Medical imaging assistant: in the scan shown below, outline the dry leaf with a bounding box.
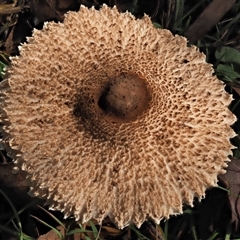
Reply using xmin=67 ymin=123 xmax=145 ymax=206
xmin=184 ymin=0 xmax=236 ymax=43
xmin=219 ymin=158 xmax=240 ymax=229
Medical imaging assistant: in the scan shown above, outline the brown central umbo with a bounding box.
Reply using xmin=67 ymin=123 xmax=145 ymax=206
xmin=98 ymin=73 xmax=150 ymax=122
xmin=73 ymin=73 xmax=150 ymax=136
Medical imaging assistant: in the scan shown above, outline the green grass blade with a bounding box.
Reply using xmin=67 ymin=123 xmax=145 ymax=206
xmin=130 ymin=0 xmax=138 ymax=13
xmin=225 ymin=233 xmax=231 ymax=240
xmin=30 ymin=215 xmax=63 ymax=239
xmin=129 ymin=225 xmax=151 ymax=240
xmin=0 ymin=224 xmax=19 ymax=237
xmin=89 ymin=221 xmax=99 ymax=239
xmin=0 ymin=189 xmax=22 ymax=233
xmin=218 ymin=12 xmax=240 ymax=36
xmin=174 ymin=0 xmax=184 ymax=23
xmin=163 ymin=220 xmax=168 ymax=240
xmin=216 ymin=185 xmax=229 ymax=192
xmin=209 ymin=231 xmax=219 ymax=240
xmin=0 ymin=60 xmax=7 ymax=79
xmin=37 ymin=205 xmax=66 ymax=229
xmin=191 ymin=223 xmax=198 ymax=240
xmin=231 ymin=99 xmax=240 ymax=112
xmin=0 ymin=225 xmax=33 ymax=240
xmin=174 ymin=0 xmax=206 ymax=29
xmin=1 ymin=199 xmax=40 ymax=234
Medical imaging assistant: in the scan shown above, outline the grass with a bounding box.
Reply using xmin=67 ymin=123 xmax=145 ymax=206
xmin=0 ymin=51 xmax=9 ymax=79
xmin=0 ymin=189 xmax=36 ymax=240
xmin=0 ymin=186 xmax=235 ymax=239
xmin=0 ymin=188 xmax=104 ymax=240
xmin=0 ymin=0 xmax=240 ymax=239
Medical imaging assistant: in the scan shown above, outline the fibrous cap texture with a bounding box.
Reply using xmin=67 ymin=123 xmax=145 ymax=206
xmin=0 ymin=5 xmax=237 ymax=229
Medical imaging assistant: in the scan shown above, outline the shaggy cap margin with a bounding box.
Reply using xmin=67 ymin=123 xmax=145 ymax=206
xmin=0 ymin=5 xmax=237 ymax=228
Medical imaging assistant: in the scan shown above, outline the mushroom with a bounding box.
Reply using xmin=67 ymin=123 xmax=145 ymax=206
xmin=0 ymin=5 xmax=236 ymax=229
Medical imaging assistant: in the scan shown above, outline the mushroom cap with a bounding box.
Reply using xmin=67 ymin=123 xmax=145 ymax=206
xmin=0 ymin=5 xmax=236 ymax=228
